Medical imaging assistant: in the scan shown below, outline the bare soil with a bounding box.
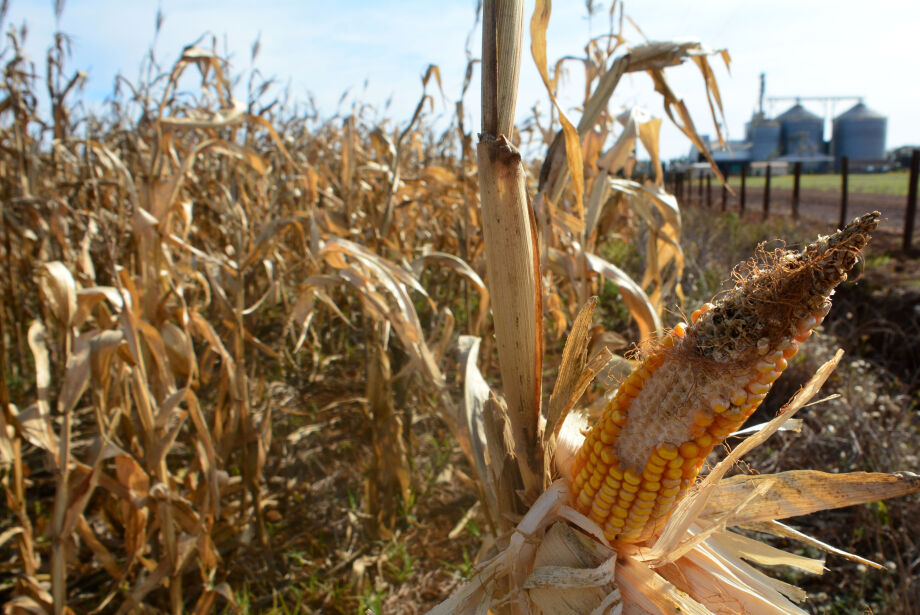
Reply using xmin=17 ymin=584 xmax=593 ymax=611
xmin=691 ymin=187 xmax=912 ymax=237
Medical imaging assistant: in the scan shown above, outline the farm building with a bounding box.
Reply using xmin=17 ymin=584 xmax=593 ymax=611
xmin=686 ymin=79 xmax=888 ymax=175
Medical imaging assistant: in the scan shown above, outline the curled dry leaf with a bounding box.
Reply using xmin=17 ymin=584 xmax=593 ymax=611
xmin=38 ymin=262 xmax=78 ymax=327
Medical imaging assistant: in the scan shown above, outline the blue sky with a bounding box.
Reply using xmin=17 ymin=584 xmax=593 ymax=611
xmin=5 ymin=0 xmax=919 ymax=160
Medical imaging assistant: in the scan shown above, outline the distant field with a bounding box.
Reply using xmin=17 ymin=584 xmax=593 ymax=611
xmin=726 ymin=170 xmax=910 ymax=196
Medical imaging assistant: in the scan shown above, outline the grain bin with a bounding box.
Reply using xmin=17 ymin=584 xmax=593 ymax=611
xmin=747 ymin=115 xmax=781 ymax=161
xmin=832 ymin=102 xmax=887 ymax=169
xmin=777 ymin=103 xmax=824 ymax=157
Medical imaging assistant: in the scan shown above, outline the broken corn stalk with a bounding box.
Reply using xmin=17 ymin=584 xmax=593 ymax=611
xmin=571 ymin=211 xmax=880 ymax=544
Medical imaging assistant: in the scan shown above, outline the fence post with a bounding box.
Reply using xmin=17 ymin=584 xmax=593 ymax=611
xmin=698 ymin=172 xmax=704 ymax=208
xmin=762 ymin=163 xmax=771 ymax=221
xmin=721 ymin=169 xmax=729 ymax=212
xmin=740 ymin=165 xmax=747 ymax=215
xmin=792 ymin=161 xmax=802 ymax=220
xmin=839 ymin=156 xmax=849 ymax=229
xmin=687 ymin=169 xmax=693 ymax=206
xmin=706 ymin=175 xmax=712 ymax=208
xmin=904 ymin=149 xmax=920 ymax=252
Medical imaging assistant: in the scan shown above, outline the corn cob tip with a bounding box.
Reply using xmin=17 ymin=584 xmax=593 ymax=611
xmin=692 ymin=210 xmax=879 ymax=363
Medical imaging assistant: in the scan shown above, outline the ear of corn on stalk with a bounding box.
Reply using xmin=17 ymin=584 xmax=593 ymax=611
xmin=570 ymin=212 xmax=880 ymax=544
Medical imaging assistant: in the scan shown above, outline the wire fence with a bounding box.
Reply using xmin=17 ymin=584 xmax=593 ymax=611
xmin=668 ymin=149 xmax=920 ymax=251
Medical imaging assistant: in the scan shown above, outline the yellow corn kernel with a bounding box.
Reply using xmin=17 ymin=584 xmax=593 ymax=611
xmin=609 ymin=408 xmax=628 ymax=426
xmin=679 ymin=441 xmax=700 ymax=459
xmin=600 ymin=424 xmax=620 ymax=444
xmin=657 ymin=443 xmax=679 ymax=460
xmin=730 ymin=390 xmax=748 ymax=406
xmin=617 ymin=491 xmax=636 ymax=503
xmin=592 ymin=496 xmax=613 ymax=511
xmin=693 ymin=410 xmax=714 ymax=427
xmin=661 ymin=485 xmax=680 ymax=498
xmin=601 ymin=448 xmax=617 ymax=465
xmin=643 ymin=465 xmax=664 ymax=482
xmin=664 ymin=467 xmax=683 ymax=480
xmin=623 ymin=468 xmax=642 ymax=485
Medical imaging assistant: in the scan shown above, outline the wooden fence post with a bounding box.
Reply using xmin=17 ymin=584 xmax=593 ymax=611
xmin=698 ymin=172 xmax=703 ymax=207
xmin=762 ymin=164 xmax=771 ymax=221
xmin=792 ymin=161 xmax=802 ymax=220
xmin=706 ymin=175 xmax=712 ymax=208
xmin=904 ymin=149 xmax=920 ymax=252
xmin=740 ymin=165 xmax=747 ymax=215
xmin=721 ymin=169 xmax=729 ymax=212
xmin=839 ymin=156 xmax=849 ymax=229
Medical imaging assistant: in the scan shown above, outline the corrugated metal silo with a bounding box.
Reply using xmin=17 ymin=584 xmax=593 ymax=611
xmin=749 ymin=118 xmax=781 ymax=161
xmin=777 ymin=103 xmax=823 ymax=157
xmin=833 ymin=102 xmax=887 ymax=167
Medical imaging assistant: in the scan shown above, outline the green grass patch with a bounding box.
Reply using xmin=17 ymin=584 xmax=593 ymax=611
xmin=727 ymin=170 xmax=910 ymax=196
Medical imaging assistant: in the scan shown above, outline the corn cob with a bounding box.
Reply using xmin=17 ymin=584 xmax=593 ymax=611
xmin=570 ymin=212 xmax=880 ymax=544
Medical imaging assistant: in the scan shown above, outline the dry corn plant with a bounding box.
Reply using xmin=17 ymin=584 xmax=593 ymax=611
xmin=0 ymin=28 xmax=466 ymax=610
xmin=0 ymin=34 xmax=328 ymax=612
xmin=0 ymin=16 xmax=492 ymax=610
xmin=430 ymin=1 xmax=920 ymax=613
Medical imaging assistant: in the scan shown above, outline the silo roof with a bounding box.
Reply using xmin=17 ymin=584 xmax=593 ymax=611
xmin=835 ymin=102 xmax=886 ymax=121
xmin=776 ymin=103 xmax=822 ymax=122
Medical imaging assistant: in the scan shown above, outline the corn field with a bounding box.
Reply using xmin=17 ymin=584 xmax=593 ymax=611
xmin=1 ymin=1 xmax=918 ymax=614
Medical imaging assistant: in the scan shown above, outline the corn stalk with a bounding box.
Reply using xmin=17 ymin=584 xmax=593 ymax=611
xmin=477 ymin=0 xmax=544 ymax=503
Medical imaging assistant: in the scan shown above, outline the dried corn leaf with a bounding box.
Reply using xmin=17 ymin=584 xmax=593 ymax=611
xmin=702 ymin=470 xmax=920 ymax=527
xmin=710 ymin=529 xmax=824 ymax=575
xmin=457 ymin=335 xmax=500 ymax=527
xmin=531 ymin=0 xmax=585 ymax=221
xmin=741 ymin=520 xmax=882 ymax=569
xmin=38 ymin=261 xmax=77 ymax=326
xmin=525 ymin=525 xmax=619 ymax=615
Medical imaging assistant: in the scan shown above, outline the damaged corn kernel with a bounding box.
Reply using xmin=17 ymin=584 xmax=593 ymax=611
xmin=570 ymin=212 xmax=880 ymax=544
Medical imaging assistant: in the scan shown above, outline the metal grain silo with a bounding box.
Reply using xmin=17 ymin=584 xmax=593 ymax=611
xmin=833 ymin=102 xmax=887 ymax=168
xmin=748 ymin=116 xmax=781 ymax=161
xmin=777 ymin=103 xmax=823 ymax=157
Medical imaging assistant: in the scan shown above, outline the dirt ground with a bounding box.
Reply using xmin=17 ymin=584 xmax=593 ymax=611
xmin=689 ymin=186 xmax=913 ymax=239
